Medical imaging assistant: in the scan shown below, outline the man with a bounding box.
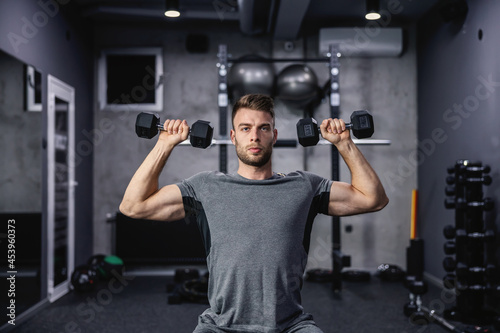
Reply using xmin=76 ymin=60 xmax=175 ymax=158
xmin=120 ymin=94 xmax=389 ymax=333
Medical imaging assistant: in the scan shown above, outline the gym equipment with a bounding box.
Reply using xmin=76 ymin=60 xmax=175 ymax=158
xmin=422 ymin=306 xmax=492 ymax=333
xmin=446 ymin=175 xmax=492 ymax=185
xmin=227 ymin=55 xmax=275 ymax=102
xmin=377 ymin=263 xmax=405 ymax=282
xmin=445 ymin=198 xmax=494 ymax=210
xmin=296 ymin=110 xmax=374 ymax=147
xmin=443 ymin=257 xmax=457 ymax=272
xmin=443 ymin=274 xmax=457 ymax=289
xmin=135 ymin=112 xmax=214 ymax=148
xmin=173 ymin=268 xmax=200 ymax=283
xmin=101 ymin=255 xmax=125 ymax=280
xmin=443 ymin=159 xmax=498 ymax=325
xmin=87 ymin=254 xmax=107 ymax=279
xmin=444 ymin=241 xmax=456 ymax=255
xmin=404 ymin=279 xmax=428 ymax=324
xmin=341 ymin=269 xmax=371 ymax=282
xmin=404 ymin=237 xmax=429 ymax=325
xmin=167 ymin=268 xmax=209 ymax=305
xmin=276 ymin=64 xmax=319 ymax=109
xmin=305 ymin=269 xmax=333 ymax=283
xmin=87 ymin=254 xmax=124 ymax=281
xmin=71 ymin=265 xmax=97 ymax=292
xmin=443 ymin=225 xmax=456 ymax=239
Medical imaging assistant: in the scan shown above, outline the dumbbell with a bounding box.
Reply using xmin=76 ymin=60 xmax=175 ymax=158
xmin=443 ymin=256 xmax=456 ymax=272
xmin=445 ymin=197 xmax=494 ymax=210
xmin=135 ymin=112 xmax=214 ymax=149
xmin=444 ymin=241 xmax=455 ymax=255
xmin=296 ymin=110 xmax=374 ymax=147
xmin=446 ymin=175 xmax=492 ymax=185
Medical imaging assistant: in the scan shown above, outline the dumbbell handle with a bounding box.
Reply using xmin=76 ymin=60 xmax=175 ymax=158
xmin=153 ymin=120 xmax=189 ymax=133
xmin=313 ymin=122 xmax=354 ymax=132
xmin=421 ymin=306 xmax=462 ymax=333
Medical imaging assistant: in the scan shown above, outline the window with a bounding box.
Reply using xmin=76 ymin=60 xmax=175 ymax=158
xmin=98 ymin=48 xmax=163 ymax=111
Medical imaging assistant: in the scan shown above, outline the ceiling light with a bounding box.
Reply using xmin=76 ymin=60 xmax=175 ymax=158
xmin=165 ymin=0 xmax=180 ymax=18
xmin=365 ymin=0 xmax=381 ymax=20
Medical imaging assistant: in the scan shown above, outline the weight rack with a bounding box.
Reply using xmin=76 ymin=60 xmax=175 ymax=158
xmin=442 ymin=159 xmax=499 ymax=326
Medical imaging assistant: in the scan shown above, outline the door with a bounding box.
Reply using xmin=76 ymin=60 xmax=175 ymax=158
xmin=47 ymin=75 xmax=75 ymax=302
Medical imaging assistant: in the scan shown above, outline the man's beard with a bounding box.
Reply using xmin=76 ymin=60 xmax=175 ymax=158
xmin=234 ymin=139 xmax=273 ymax=168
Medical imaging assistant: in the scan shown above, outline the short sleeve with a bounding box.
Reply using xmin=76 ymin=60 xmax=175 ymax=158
xmin=176 ymin=172 xmax=209 ymax=217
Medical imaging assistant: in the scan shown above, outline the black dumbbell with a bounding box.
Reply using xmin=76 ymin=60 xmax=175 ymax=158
xmin=444 ymin=241 xmax=455 ymax=255
xmin=296 ymin=110 xmax=374 ymax=147
xmin=135 ymin=112 xmax=214 ymax=149
xmin=446 ymin=175 xmax=492 ymax=185
xmin=443 ymin=257 xmax=456 ymax=272
xmin=446 ymin=197 xmax=494 ymax=210
xmin=443 ymin=225 xmax=456 ymax=239
xmin=442 ymin=274 xmax=456 ymax=289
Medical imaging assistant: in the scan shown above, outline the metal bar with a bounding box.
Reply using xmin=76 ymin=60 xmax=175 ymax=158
xmin=217 ymin=44 xmax=229 ymax=173
xmin=177 ymin=138 xmax=391 ymax=147
xmin=329 ymin=44 xmax=350 ymax=293
xmin=228 ymin=57 xmax=329 ymax=63
xmin=318 ymin=139 xmax=391 ymax=145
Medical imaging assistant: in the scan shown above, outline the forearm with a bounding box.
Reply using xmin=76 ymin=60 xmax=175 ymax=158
xmin=119 ymin=141 xmax=175 ymax=215
xmin=336 ymin=139 xmax=388 ymax=210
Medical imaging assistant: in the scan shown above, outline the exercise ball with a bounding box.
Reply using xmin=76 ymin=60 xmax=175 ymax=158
xmin=276 ymin=64 xmax=319 ymax=109
xmin=228 ymin=55 xmax=275 ymax=102
xmin=71 ymin=265 xmax=97 ymax=292
xmin=87 ymin=254 xmax=124 ymax=281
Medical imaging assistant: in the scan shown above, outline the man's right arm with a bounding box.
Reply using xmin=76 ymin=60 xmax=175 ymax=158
xmin=119 ymin=119 xmax=189 ymax=221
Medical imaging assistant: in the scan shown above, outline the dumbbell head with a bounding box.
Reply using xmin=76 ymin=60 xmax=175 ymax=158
xmin=190 ymin=120 xmax=213 ymax=149
xmin=443 ymin=225 xmax=456 ymax=239
xmin=136 ymin=112 xmax=160 ymax=139
xmin=349 ymin=110 xmax=374 ymax=139
xmin=296 ymin=110 xmax=374 ymax=147
xmin=296 ymin=118 xmax=320 ymax=147
xmin=443 ymin=241 xmax=455 ymax=255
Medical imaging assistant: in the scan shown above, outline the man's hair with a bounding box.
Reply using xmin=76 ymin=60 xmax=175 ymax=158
xmin=232 ymin=94 xmax=275 ymax=128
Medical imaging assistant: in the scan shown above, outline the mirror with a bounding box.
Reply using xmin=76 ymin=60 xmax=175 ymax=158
xmin=47 ymin=75 xmax=75 ymax=303
xmin=0 ymin=49 xmax=43 ymax=325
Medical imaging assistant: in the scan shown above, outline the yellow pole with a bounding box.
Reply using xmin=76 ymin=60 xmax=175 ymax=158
xmin=410 ymin=189 xmax=418 ymax=239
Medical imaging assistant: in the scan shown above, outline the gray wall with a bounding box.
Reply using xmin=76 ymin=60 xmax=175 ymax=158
xmin=417 ymin=0 xmax=500 ymax=281
xmin=92 ymin=22 xmax=418 ymax=271
xmin=0 ymin=0 xmax=94 ymax=267
xmin=0 ymin=50 xmax=42 ymax=212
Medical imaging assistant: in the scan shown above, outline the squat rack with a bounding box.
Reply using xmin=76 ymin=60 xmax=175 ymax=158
xmin=216 ymin=44 xmax=390 ymax=292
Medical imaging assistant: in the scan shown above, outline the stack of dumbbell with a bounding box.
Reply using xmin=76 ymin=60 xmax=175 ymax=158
xmin=443 ymin=160 xmax=499 ymax=326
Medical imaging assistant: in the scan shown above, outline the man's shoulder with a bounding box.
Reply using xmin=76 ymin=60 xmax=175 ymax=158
xmin=281 ymin=170 xmax=322 ymax=179
xmin=185 ymin=170 xmax=224 ymax=182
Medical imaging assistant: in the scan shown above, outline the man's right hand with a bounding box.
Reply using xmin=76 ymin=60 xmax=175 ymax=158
xmin=159 ymin=119 xmax=190 ymax=148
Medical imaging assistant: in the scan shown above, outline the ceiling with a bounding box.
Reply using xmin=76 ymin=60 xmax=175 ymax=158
xmin=73 ymin=0 xmax=442 ymax=40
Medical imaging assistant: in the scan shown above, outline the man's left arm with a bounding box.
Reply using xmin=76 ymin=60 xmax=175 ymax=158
xmin=320 ymin=118 xmax=389 ymax=216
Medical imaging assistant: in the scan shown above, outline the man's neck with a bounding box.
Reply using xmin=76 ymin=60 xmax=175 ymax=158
xmin=237 ymin=163 xmax=273 ymax=180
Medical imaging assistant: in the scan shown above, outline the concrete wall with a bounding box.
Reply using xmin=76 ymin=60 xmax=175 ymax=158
xmin=417 ymin=0 xmax=500 ymax=281
xmin=0 ymin=0 xmax=94 ymax=272
xmin=92 ymin=22 xmax=418 ymax=272
xmin=0 ymin=50 xmax=42 ymax=212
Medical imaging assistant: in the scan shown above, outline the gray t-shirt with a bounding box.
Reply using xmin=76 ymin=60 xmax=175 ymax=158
xmin=177 ymin=171 xmax=332 ymax=332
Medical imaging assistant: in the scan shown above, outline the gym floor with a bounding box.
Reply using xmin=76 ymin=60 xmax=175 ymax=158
xmin=11 ymin=270 xmax=458 ymax=333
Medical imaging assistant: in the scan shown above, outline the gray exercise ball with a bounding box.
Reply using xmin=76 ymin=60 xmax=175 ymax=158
xmin=228 ymin=55 xmax=275 ymax=102
xmin=276 ymin=64 xmax=319 ymax=109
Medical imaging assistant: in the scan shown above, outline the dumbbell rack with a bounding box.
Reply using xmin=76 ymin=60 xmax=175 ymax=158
xmin=442 ymin=159 xmax=499 ymax=326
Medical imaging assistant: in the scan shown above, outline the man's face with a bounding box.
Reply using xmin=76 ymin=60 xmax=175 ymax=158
xmin=230 ymin=108 xmax=277 ymax=168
